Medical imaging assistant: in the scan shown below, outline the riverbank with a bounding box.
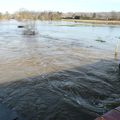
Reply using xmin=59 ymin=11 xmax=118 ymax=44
xmin=62 ymin=19 xmax=120 ymax=25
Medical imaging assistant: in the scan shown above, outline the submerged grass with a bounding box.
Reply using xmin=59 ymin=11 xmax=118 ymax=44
xmin=58 ymin=24 xmax=81 ymax=27
xmin=95 ymin=37 xmax=106 ymax=43
xmin=57 ymin=23 xmax=103 ymax=27
xmin=57 ymin=23 xmax=120 ymax=28
xmin=114 ymin=40 xmax=119 ymax=60
xmin=105 ymin=102 xmax=120 ymax=109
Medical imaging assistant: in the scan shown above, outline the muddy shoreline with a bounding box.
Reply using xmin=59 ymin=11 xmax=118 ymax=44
xmin=62 ymin=19 xmax=120 ymax=25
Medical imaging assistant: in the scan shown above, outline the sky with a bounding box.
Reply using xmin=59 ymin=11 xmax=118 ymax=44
xmin=0 ymin=0 xmax=120 ymax=13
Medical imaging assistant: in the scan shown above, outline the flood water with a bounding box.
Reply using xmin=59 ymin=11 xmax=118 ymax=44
xmin=0 ymin=20 xmax=120 ymax=120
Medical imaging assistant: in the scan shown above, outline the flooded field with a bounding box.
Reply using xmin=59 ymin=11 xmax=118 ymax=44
xmin=0 ymin=20 xmax=120 ymax=120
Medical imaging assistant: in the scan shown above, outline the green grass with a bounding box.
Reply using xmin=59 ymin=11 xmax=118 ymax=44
xmin=105 ymin=102 xmax=120 ymax=109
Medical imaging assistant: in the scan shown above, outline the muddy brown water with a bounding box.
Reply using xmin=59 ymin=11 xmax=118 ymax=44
xmin=0 ymin=20 xmax=120 ymax=120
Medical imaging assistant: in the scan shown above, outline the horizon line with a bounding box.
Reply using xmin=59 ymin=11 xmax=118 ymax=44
xmin=1 ymin=9 xmax=120 ymax=14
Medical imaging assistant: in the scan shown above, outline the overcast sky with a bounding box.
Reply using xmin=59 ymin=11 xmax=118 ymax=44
xmin=0 ymin=0 xmax=120 ymax=13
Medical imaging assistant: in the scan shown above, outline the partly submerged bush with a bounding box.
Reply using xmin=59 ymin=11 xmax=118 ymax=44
xmin=23 ymin=20 xmax=38 ymax=35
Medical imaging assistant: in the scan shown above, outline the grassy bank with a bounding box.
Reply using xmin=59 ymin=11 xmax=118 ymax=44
xmin=62 ymin=19 xmax=120 ymax=25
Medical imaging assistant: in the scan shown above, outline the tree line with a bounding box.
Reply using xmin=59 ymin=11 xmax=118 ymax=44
xmin=0 ymin=10 xmax=120 ymax=21
xmin=0 ymin=10 xmax=62 ymax=20
xmin=63 ymin=11 xmax=120 ymax=20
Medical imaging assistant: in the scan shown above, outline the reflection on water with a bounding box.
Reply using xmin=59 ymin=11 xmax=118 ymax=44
xmin=0 ymin=20 xmax=120 ymax=120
